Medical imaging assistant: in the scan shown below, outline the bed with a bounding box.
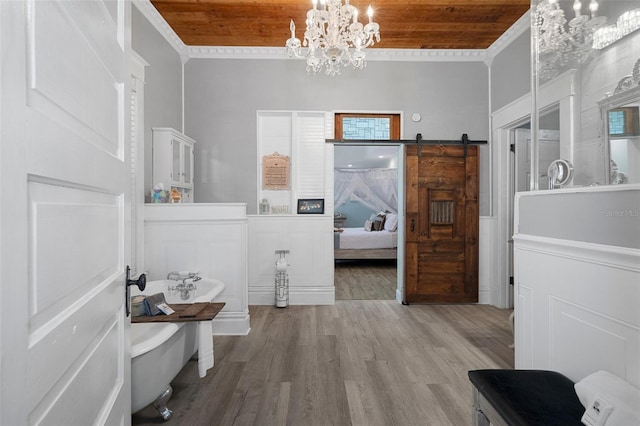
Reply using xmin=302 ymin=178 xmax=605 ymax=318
xmin=334 ymin=227 xmax=398 ymax=260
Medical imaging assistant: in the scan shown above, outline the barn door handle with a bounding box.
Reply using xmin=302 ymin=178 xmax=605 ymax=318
xmin=125 ymin=266 xmax=146 ymax=317
xmin=410 ymin=219 xmax=415 ymax=232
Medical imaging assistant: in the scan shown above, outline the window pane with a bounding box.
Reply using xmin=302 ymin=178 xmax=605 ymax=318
xmin=342 ymin=117 xmax=390 ymax=140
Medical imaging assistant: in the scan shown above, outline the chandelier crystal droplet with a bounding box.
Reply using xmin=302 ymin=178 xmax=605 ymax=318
xmin=285 ymin=0 xmax=380 ymax=76
xmin=534 ymin=0 xmax=607 ymax=80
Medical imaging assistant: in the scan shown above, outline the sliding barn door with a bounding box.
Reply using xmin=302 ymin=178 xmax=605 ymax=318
xmin=404 ymin=145 xmax=479 ymax=303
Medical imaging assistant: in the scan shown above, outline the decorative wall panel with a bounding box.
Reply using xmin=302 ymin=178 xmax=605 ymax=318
xmin=248 ymin=215 xmax=334 ymax=305
xmin=514 ymin=188 xmax=640 ymax=387
xmin=145 ymin=204 xmax=250 ymax=335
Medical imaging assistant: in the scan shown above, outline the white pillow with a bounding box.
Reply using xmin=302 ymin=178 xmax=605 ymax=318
xmin=574 ymin=370 xmax=640 ymax=425
xmin=384 ymin=213 xmax=398 ymax=232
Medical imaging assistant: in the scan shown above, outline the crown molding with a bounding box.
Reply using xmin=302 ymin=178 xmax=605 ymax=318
xmin=485 ymin=10 xmax=531 ymax=60
xmin=188 ymin=46 xmax=487 ymax=61
xmin=188 ymin=46 xmax=287 ymax=60
xmin=133 ymin=0 xmax=188 ymax=59
xmin=136 ymin=0 xmax=530 ymax=64
xmin=367 ymin=48 xmax=486 ymax=62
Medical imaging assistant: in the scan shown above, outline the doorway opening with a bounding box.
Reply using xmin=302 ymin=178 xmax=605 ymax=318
xmin=493 ymin=70 xmax=577 ymax=309
xmin=334 ymin=145 xmax=400 ymax=300
xmin=506 ymin=106 xmax=561 ymax=306
xmin=332 ymin=113 xmax=402 ymax=301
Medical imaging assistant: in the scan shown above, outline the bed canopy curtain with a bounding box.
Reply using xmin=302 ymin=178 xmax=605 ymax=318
xmin=334 ymin=168 xmax=398 ymax=214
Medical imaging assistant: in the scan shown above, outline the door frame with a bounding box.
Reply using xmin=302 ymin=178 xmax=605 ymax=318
xmin=331 ymin=142 xmax=406 ymax=302
xmin=131 ymin=50 xmax=149 ymax=277
xmin=492 ymin=69 xmax=579 ymax=308
xmin=330 ymin=111 xmax=406 ymax=303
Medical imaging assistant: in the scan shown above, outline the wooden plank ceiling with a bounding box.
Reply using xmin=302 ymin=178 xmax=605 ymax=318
xmin=150 ymin=0 xmax=530 ymax=50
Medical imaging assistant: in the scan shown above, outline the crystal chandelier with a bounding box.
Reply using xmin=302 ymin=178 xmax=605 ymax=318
xmin=535 ymin=0 xmax=607 ymax=80
xmin=285 ymin=0 xmax=380 ymax=76
xmin=593 ymin=8 xmax=640 ymax=50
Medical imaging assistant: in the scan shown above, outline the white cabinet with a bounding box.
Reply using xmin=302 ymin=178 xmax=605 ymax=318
xmin=152 ymin=127 xmax=195 ymax=202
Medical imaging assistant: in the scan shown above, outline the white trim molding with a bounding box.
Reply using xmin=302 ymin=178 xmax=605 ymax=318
xmin=479 ymin=216 xmax=498 ymax=305
xmin=485 ymin=10 xmax=531 ymax=60
xmin=490 ymin=69 xmax=580 ymax=309
xmin=514 ymin=234 xmax=640 ymax=272
xmin=213 ymin=311 xmax=251 ymax=336
xmin=133 ymin=0 xmax=188 ymax=58
xmin=189 ymin=46 xmax=488 ymax=62
xmin=249 ymin=286 xmax=335 ymax=306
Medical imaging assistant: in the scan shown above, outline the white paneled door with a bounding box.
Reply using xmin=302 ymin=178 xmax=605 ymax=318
xmin=1 ymin=1 xmax=132 ymax=424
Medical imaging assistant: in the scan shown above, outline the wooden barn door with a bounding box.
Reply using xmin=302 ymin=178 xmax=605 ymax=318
xmin=404 ymin=145 xmax=479 ymax=303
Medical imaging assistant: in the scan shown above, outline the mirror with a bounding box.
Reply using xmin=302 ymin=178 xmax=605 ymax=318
xmin=599 ymin=59 xmax=640 ymax=185
xmin=547 ymin=159 xmax=574 ymax=189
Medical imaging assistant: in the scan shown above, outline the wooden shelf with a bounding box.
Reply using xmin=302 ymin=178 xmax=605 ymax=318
xmin=131 ymin=302 xmax=225 ymax=323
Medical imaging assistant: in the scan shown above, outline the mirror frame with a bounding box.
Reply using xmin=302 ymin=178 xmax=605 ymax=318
xmin=547 ymin=158 xmax=574 ymax=188
xmin=598 ymin=59 xmax=640 ymax=185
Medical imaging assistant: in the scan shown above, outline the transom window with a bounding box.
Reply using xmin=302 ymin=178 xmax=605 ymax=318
xmin=334 ymin=113 xmax=401 ymax=140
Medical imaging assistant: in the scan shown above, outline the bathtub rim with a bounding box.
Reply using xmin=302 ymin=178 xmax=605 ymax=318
xmin=131 ymin=322 xmax=184 ymax=358
xmin=130 ymin=278 xmax=225 ymax=358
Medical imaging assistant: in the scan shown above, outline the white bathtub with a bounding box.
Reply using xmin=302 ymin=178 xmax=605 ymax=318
xmin=130 ymin=278 xmax=225 ymax=415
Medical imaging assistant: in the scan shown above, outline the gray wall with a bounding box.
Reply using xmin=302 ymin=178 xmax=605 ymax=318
xmin=132 ymin=5 xmax=183 ymax=200
xmin=517 ymin=188 xmax=640 ymax=249
xmin=184 ymin=59 xmax=490 ymax=213
xmin=490 ymin=29 xmax=531 ymax=113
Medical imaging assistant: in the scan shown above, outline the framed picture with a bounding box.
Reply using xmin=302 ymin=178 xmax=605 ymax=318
xmin=297 ymin=198 xmax=324 ymax=214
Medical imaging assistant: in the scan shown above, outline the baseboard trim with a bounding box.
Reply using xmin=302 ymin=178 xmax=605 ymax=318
xmin=249 ymin=286 xmax=335 ymax=305
xmin=212 ymin=311 xmax=251 ymax=335
xmin=478 ymin=289 xmax=492 ymax=305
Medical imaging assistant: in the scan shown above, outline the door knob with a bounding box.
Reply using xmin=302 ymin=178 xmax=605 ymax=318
xmin=127 ymin=265 xmax=146 ymax=291
xmin=125 ymin=266 xmax=146 ymax=317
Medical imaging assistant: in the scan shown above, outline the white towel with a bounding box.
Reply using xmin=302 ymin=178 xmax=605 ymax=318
xmin=197 ymin=320 xmax=214 ymax=378
xmin=575 ymin=370 xmax=640 ymax=426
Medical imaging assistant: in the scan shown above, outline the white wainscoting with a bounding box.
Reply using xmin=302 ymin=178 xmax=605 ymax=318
xmin=144 ymin=203 xmax=250 ymax=335
xmin=248 ymin=215 xmax=334 ymax=305
xmin=514 ymin=188 xmax=640 ymax=387
xmin=479 ymin=216 xmax=497 ymax=305
xmin=249 ymin=215 xmax=493 ymax=306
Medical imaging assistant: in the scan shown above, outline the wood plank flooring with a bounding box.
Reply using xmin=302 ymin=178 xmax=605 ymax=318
xmin=132 ymin=302 xmax=514 ymax=425
xmin=334 ymin=260 xmax=397 ymax=300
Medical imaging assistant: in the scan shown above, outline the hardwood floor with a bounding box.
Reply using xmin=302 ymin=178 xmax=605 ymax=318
xmin=132 ymin=302 xmax=514 ymax=425
xmin=334 ymin=260 xmax=397 ymax=300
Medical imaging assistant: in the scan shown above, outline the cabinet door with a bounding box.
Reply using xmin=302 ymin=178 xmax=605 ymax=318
xmin=172 ymin=139 xmax=181 ymax=184
xmin=183 ymin=142 xmax=193 ymax=185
